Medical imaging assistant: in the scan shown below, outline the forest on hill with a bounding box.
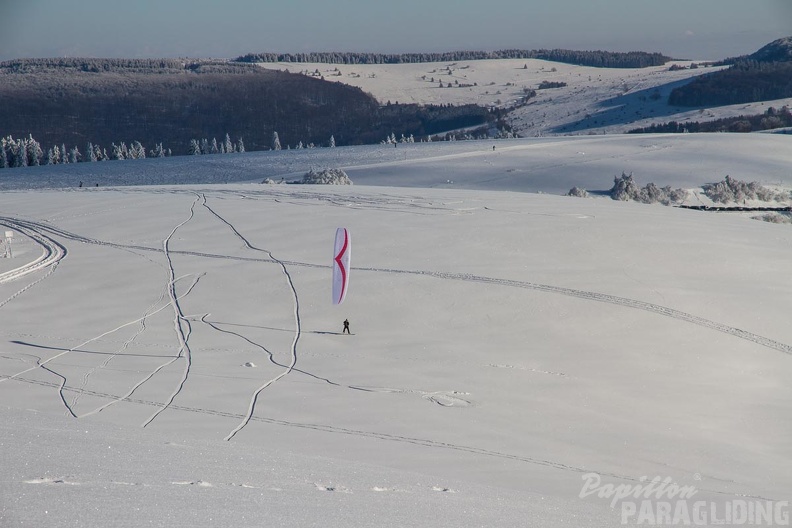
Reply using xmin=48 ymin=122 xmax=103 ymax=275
xmin=667 ymin=36 xmax=792 ymax=107
xmin=0 ymin=58 xmax=495 ymax=161
xmin=628 ymin=105 xmax=792 ymax=134
xmin=236 ymin=49 xmax=671 ymax=68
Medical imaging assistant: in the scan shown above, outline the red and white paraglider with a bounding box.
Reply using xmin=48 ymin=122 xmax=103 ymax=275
xmin=332 ymin=228 xmax=351 ymax=305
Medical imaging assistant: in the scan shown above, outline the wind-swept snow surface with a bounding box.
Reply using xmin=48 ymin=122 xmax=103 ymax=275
xmin=1 ymin=136 xmax=791 ymax=527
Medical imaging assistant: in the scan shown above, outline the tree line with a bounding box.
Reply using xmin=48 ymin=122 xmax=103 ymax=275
xmin=668 ymin=60 xmax=792 ymax=107
xmin=627 ymin=106 xmax=792 ymax=134
xmin=236 ymin=49 xmax=671 ymax=69
xmin=0 ymin=134 xmax=179 ymax=169
xmin=0 ymin=60 xmax=383 ymax=155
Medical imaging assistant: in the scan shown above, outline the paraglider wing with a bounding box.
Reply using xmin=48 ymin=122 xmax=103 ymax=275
xmin=332 ymin=228 xmax=351 ymax=304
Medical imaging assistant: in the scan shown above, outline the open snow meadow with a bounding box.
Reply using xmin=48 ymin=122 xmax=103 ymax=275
xmin=2 ymin=133 xmax=792 ymax=527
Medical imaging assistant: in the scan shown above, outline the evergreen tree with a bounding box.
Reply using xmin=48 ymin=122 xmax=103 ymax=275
xmin=189 ymin=139 xmax=201 ymax=155
xmin=87 ymin=142 xmax=97 ymax=162
xmin=61 ymin=144 xmax=69 ymax=164
xmin=16 ymin=140 xmax=28 ymax=167
xmin=0 ymin=141 xmax=8 ymax=169
xmin=150 ymin=143 xmax=165 ymax=157
xmin=52 ymin=144 xmax=61 ymax=164
xmin=236 ymin=137 xmax=245 ymax=153
xmin=26 ymin=135 xmax=42 ymax=166
xmin=132 ymin=141 xmax=146 ymax=159
xmin=111 ymin=143 xmax=125 ymax=160
xmin=329 ymin=135 xmax=336 ymax=147
xmin=201 ymin=138 xmax=210 ymax=154
xmin=272 ymin=131 xmax=281 ymax=150
xmin=224 ymin=133 xmax=233 ymax=153
xmin=210 ymin=138 xmax=219 ymax=154
xmin=45 ymin=148 xmax=56 ymax=166
xmin=69 ymin=146 xmax=81 ymax=164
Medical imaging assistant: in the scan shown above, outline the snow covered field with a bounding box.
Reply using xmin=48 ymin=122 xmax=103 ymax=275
xmin=1 ymin=133 xmax=792 ymax=527
xmin=256 ymin=58 xmax=792 ymax=137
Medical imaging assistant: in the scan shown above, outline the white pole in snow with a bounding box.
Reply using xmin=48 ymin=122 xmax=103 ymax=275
xmin=4 ymin=231 xmax=13 ymax=259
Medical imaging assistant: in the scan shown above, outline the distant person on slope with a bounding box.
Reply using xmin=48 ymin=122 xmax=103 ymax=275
xmin=343 ymin=319 xmax=350 ymax=334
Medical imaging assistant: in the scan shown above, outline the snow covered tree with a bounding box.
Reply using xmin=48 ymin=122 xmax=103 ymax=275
xmin=150 ymin=143 xmax=165 ymax=158
xmin=224 ymin=133 xmax=233 ymax=153
xmin=236 ymin=137 xmax=245 ymax=153
xmin=210 ymin=138 xmax=219 ymax=154
xmin=188 ymin=139 xmax=200 ymax=155
xmin=329 ymin=135 xmax=335 ymax=148
xmin=87 ymin=142 xmax=97 ymax=162
xmin=132 ymin=141 xmax=146 ymax=159
xmin=200 ymin=138 xmax=210 ymax=154
xmin=26 ymin=135 xmax=42 ymax=166
xmin=111 ymin=143 xmax=125 ymax=160
xmin=61 ymin=144 xmax=69 ymax=164
xmin=16 ymin=140 xmax=28 ymax=167
xmin=52 ymin=144 xmax=61 ymax=164
xmin=69 ymin=146 xmax=81 ymax=164
xmin=0 ymin=142 xmax=8 ymax=169
xmin=272 ymin=131 xmax=281 ymax=150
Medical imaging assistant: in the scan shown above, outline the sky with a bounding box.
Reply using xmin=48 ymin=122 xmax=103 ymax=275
xmin=0 ymin=0 xmax=790 ymax=62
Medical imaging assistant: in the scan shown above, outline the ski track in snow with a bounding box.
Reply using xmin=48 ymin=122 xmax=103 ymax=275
xmin=0 ymin=217 xmax=66 ymax=308
xmin=142 ymin=196 xmax=201 ymax=428
xmin=197 ymin=195 xmax=302 ymax=442
xmin=4 ymin=373 xmax=778 ymax=502
xmin=69 ymin=252 xmax=169 ymax=413
xmin=2 ymin=193 xmax=789 ymax=383
xmin=76 ymin=275 xmax=204 ymax=419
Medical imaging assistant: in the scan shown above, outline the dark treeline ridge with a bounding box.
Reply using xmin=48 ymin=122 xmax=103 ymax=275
xmin=0 ymin=58 xmax=496 ymax=157
xmin=667 ymin=37 xmax=792 ymax=107
xmin=668 ymin=60 xmax=792 ymax=107
xmin=1 ymin=57 xmax=188 ymax=73
xmin=368 ymin=103 xmax=493 ymax=141
xmin=0 ymin=57 xmax=267 ymax=75
xmin=236 ymin=49 xmax=671 ymax=69
xmin=628 ymin=106 xmax=792 ymax=134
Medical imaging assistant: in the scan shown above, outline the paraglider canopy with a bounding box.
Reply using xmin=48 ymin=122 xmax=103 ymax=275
xmin=332 ymin=228 xmax=350 ymax=305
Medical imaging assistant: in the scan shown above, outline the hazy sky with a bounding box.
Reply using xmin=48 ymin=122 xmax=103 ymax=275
xmin=1 ymin=0 xmax=790 ymax=62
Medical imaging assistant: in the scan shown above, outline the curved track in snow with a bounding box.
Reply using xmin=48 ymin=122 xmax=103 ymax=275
xmin=198 ymin=195 xmax=303 ymax=442
xmin=4 ymin=373 xmax=779 ymax=502
xmin=0 ymin=217 xmax=66 ymax=289
xmin=2 ymin=216 xmax=790 ymax=357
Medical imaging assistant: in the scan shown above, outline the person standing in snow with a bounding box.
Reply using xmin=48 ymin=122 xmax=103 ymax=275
xmin=343 ymin=319 xmax=350 ymax=334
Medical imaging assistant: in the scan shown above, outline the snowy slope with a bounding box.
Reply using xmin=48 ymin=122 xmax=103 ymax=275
xmin=1 ymin=135 xmax=791 ymax=527
xmin=255 ymin=58 xmax=792 ymax=137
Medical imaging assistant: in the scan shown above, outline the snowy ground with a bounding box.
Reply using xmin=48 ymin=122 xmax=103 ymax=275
xmin=1 ymin=134 xmax=792 ymax=527
xmin=256 ymin=58 xmax=792 ymax=137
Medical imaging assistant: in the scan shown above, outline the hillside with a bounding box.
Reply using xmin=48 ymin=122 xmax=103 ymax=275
xmin=1 ymin=134 xmax=791 ymax=527
xmin=0 ymin=59 xmax=384 ymax=154
xmin=3 ymin=38 xmax=792 ymax=167
xmin=0 ymin=58 xmax=495 ymax=158
xmin=667 ymin=36 xmax=792 ymax=107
